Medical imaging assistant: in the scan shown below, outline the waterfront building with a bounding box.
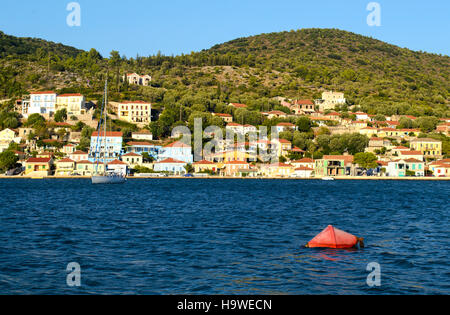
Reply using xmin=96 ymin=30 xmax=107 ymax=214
xmin=76 ymin=160 xmax=105 ymax=176
xmin=223 ymin=161 xmax=250 ymax=176
xmin=291 ymin=158 xmax=315 ymax=169
xmin=315 ymin=155 xmax=354 ymax=177
xmin=107 ymin=159 xmax=128 ymax=176
xmin=410 ymin=138 xmax=443 ymax=158
xmin=193 ymin=160 xmax=218 ymax=173
xmin=89 ymin=131 xmax=123 ymax=163
xmin=70 ymin=151 xmax=89 ymax=162
xmin=121 ymin=152 xmax=143 ymax=167
xmin=125 ymin=141 xmax=162 ymax=160
xmin=24 ymin=157 xmax=53 ymax=176
xmin=263 ymin=162 xmax=295 ymax=177
xmin=158 ymin=141 xmax=193 ymax=163
xmin=429 ymin=160 xmax=450 ymax=177
xmin=293 ymin=166 xmax=314 ymax=178
xmin=404 ymin=158 xmax=425 ymax=177
xmin=153 ymin=158 xmax=187 ymax=175
xmin=55 ymin=158 xmax=76 ymax=176
xmin=386 ymin=160 xmax=407 ymax=177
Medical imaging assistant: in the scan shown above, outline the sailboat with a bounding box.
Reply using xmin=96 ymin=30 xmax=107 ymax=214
xmin=91 ymin=79 xmax=126 ymax=185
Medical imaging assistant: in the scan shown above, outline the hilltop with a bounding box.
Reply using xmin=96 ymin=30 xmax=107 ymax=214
xmin=0 ymin=28 xmax=449 ymax=118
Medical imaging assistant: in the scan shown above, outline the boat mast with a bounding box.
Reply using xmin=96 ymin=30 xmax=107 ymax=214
xmin=103 ymin=79 xmax=108 ymax=174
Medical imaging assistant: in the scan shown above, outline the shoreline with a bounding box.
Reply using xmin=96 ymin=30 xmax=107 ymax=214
xmin=1 ymin=175 xmax=449 ymax=181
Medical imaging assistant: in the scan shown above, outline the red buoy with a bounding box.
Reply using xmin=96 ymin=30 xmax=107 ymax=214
xmin=306 ymin=225 xmax=364 ymax=249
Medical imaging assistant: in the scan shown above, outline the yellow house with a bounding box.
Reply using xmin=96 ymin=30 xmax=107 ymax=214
xmin=272 ymin=139 xmax=292 ymax=157
xmin=263 ymin=163 xmax=295 ymax=177
xmin=117 ymin=101 xmax=152 ymax=125
xmin=56 ymin=94 xmax=86 ymax=116
xmin=205 ymin=150 xmax=251 ymax=163
xmin=410 ymin=138 xmax=442 ymax=158
xmin=25 ymin=157 xmax=53 ymax=176
xmin=76 ymin=160 xmax=105 ymax=176
xmin=193 ymin=160 xmax=218 ymax=173
xmin=121 ymin=152 xmax=143 ymax=167
xmin=55 ymin=158 xmax=75 ymax=176
xmin=359 ymin=127 xmax=378 ymax=137
xmin=0 ymin=128 xmax=21 ymax=152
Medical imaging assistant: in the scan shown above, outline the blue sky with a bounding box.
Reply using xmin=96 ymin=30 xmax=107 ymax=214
xmin=0 ymin=0 xmax=449 ymax=58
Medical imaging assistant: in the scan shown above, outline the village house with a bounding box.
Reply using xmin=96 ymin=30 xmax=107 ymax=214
xmin=70 ymin=150 xmax=89 ymax=162
xmin=399 ymin=150 xmax=424 ymax=161
xmin=158 ymin=141 xmax=193 ymax=164
xmin=89 ymin=131 xmax=123 ymax=163
xmin=272 ymin=138 xmax=292 ymax=157
xmin=0 ymin=128 xmax=21 ymax=152
xmin=107 ymin=160 xmax=128 ymax=176
xmin=55 ymin=93 xmax=86 ymax=117
xmin=228 ymin=103 xmax=247 ymax=109
xmin=212 ymin=113 xmax=233 ymax=123
xmin=124 ymin=73 xmax=152 ymax=86
xmin=263 ymin=162 xmax=295 ymax=177
xmin=226 ymin=123 xmax=245 ymax=135
xmin=222 ymin=160 xmax=250 ymax=177
xmin=436 ymin=123 xmax=450 ymax=136
xmin=291 ymin=100 xmax=315 ymax=115
xmin=359 ymin=127 xmax=378 ymax=137
xmin=112 ymin=101 xmax=152 ymax=126
xmin=193 ymin=160 xmax=218 ymax=173
xmin=24 ymin=157 xmax=53 ymax=176
xmin=291 ymin=158 xmax=315 ymax=169
xmin=267 ymin=111 xmax=288 ymax=119
xmin=153 ymin=158 xmax=187 ymax=175
xmin=132 ymin=130 xmax=153 ymax=141
xmin=404 ymin=158 xmax=425 ymax=177
xmin=75 ymin=160 xmax=105 ymax=176
xmin=316 ymin=91 xmax=346 ymax=111
xmin=62 ymin=144 xmax=76 ymax=155
xmin=366 ymin=137 xmax=391 ymax=153
xmin=276 ymin=123 xmax=297 ymax=133
xmin=410 ymin=138 xmax=442 ymax=159
xmin=386 ymin=160 xmax=407 ymax=177
xmin=55 ymin=158 xmax=76 ymax=176
xmin=315 ymin=155 xmax=355 ymax=177
xmin=429 ymin=160 xmax=450 ymax=177
xmin=27 ymin=91 xmax=57 ymax=117
xmin=121 ymin=152 xmax=143 ymax=167
xmin=293 ymin=166 xmax=314 ymax=178
xmin=126 ymin=141 xmax=162 ymax=160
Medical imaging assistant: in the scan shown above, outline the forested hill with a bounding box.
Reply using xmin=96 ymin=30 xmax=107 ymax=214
xmin=0 ymin=28 xmax=449 ymax=117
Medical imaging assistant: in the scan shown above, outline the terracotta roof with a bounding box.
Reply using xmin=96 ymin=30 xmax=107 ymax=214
xmin=71 ymin=151 xmax=88 ymax=155
xmin=276 ymin=139 xmax=291 ymax=144
xmin=224 ymin=161 xmax=249 ymax=165
xmin=277 ymin=122 xmax=295 ymax=127
xmin=58 ymin=93 xmax=83 ymax=97
xmin=56 ymin=158 xmax=75 ymax=163
xmin=164 ymin=141 xmax=191 ymax=148
xmin=30 ymin=91 xmax=56 ymax=95
xmin=126 ymin=141 xmax=154 ymax=146
xmin=214 ymin=113 xmax=232 ymax=117
xmin=108 ymin=159 xmax=127 ymax=165
xmin=156 ymin=158 xmax=186 ymax=164
xmin=292 ymin=158 xmax=314 ymax=163
xmin=294 ymin=99 xmax=314 ymax=105
xmin=410 ymin=138 xmax=442 ymax=143
xmin=26 ymin=157 xmax=51 ymax=163
xmin=400 ymin=151 xmax=423 ymax=156
xmin=92 ymin=131 xmax=123 ymax=137
xmin=122 ymin=152 xmax=141 ymax=157
xmin=193 ymin=160 xmax=215 ymax=165
xmin=404 ymin=158 xmax=423 ymax=163
xmin=121 ymin=101 xmax=151 ymax=104
xmin=229 ymin=103 xmax=247 ymax=108
xmin=227 ymin=123 xmax=242 ymax=127
xmin=77 ymin=160 xmax=94 ymax=164
xmin=323 ymin=155 xmax=354 ymax=163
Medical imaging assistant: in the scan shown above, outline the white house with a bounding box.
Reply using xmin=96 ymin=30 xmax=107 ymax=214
xmin=28 ymin=91 xmax=57 ymax=116
xmin=107 ymin=159 xmax=128 ymax=176
xmin=158 ymin=141 xmax=193 ymax=163
xmin=153 ymin=158 xmax=187 ymax=175
xmin=293 ymin=166 xmax=314 ymax=178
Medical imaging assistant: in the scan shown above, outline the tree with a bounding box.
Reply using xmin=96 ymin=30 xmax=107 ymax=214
xmin=354 ymin=152 xmax=378 ymax=170
xmin=54 ymin=109 xmax=67 ymax=122
xmin=25 ymin=113 xmax=45 ymax=127
xmin=0 ymin=151 xmax=19 ymax=172
xmin=296 ymin=116 xmax=312 ymax=132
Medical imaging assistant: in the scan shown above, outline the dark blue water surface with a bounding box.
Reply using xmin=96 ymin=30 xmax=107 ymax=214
xmin=0 ymin=179 xmax=448 ymax=295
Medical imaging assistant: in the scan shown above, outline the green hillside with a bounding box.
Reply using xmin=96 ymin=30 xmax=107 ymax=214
xmin=0 ymin=28 xmax=449 ymax=119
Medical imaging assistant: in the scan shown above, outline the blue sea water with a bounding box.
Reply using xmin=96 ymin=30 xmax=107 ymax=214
xmin=0 ymin=179 xmax=448 ymax=295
